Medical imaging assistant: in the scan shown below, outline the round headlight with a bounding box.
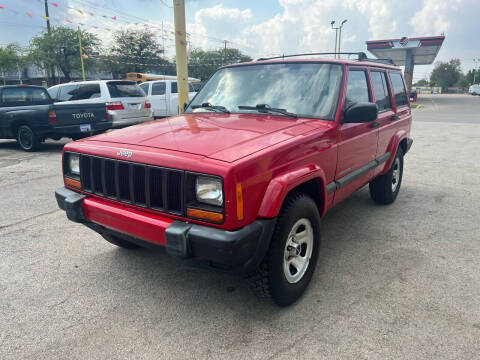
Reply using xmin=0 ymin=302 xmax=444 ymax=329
xmin=68 ymin=153 xmax=80 ymax=175
xmin=196 ymin=176 xmax=223 ymax=206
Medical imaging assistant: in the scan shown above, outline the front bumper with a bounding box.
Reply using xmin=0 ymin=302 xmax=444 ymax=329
xmin=55 ymin=187 xmax=274 ymax=273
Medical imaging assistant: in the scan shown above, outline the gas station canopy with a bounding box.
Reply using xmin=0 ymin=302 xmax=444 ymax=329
xmin=366 ymin=35 xmax=445 ymax=92
xmin=366 ymin=36 xmax=445 ymax=66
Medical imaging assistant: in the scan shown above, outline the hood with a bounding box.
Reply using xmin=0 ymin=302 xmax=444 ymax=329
xmin=86 ymin=113 xmax=329 ymax=162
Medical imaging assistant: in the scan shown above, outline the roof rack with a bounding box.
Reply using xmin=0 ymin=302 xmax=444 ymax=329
xmin=256 ymin=52 xmax=396 ymax=65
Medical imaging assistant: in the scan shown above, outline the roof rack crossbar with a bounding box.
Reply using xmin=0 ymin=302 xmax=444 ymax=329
xmin=257 ymin=52 xmax=365 ymax=61
xmin=256 ymin=51 xmax=395 ymax=65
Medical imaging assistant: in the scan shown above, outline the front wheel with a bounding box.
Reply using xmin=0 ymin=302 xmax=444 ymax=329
xmin=17 ymin=125 xmax=40 ymax=152
xmin=248 ymin=193 xmax=321 ymax=306
xmin=369 ymin=147 xmax=404 ymax=204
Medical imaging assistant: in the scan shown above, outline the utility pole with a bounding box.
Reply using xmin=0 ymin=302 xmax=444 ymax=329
xmin=173 ymin=0 xmax=189 ymax=114
xmin=473 ymin=59 xmax=479 ymax=84
xmin=77 ymin=27 xmax=85 ymax=81
xmin=44 ymin=0 xmax=56 ymax=85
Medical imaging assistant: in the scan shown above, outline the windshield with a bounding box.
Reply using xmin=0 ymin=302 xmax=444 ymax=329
xmin=186 ymin=62 xmax=343 ymax=120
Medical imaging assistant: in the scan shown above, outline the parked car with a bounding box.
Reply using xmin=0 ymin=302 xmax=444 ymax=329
xmin=48 ymin=80 xmax=153 ymax=128
xmin=0 ymin=85 xmax=110 ymax=151
xmin=468 ymin=84 xmax=480 ymax=95
xmin=139 ymin=80 xmax=197 ymax=117
xmin=56 ymin=54 xmax=413 ymax=305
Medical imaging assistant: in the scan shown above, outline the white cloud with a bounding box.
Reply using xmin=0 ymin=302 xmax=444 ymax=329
xmin=410 ymin=0 xmax=463 ymax=36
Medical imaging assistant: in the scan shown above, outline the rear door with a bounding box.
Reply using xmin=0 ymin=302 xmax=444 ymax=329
xmin=376 ymin=71 xmax=411 ymax=163
xmin=369 ymin=69 xmax=397 ymax=176
xmin=169 ymin=81 xmax=179 ymax=116
xmin=334 ymin=67 xmax=378 ymax=205
xmin=150 ymin=81 xmax=168 ymax=117
xmin=106 ymin=81 xmax=149 ymax=119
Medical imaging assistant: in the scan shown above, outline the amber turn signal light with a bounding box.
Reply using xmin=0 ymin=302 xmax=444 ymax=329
xmin=64 ymin=177 xmax=81 ymax=189
xmin=187 ymin=208 xmax=223 ymax=223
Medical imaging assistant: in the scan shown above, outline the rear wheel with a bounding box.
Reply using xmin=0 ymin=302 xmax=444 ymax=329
xmin=17 ymin=125 xmax=40 ymax=152
xmin=248 ymin=192 xmax=321 ymax=306
xmin=102 ymin=233 xmax=140 ymax=249
xmin=369 ymin=147 xmax=404 ymax=204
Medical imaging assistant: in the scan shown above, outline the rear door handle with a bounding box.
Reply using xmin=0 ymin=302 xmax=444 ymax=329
xmin=391 ymin=115 xmax=399 ymax=121
xmin=369 ymin=121 xmax=380 ymax=128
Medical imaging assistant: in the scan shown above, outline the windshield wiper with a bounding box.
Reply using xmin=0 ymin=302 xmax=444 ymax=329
xmin=238 ymin=104 xmax=298 ymax=118
xmin=191 ymin=102 xmax=230 ymax=114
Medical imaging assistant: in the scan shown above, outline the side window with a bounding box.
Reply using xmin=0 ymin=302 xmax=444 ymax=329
xmin=57 ymin=84 xmax=79 ymax=102
xmin=152 ymin=82 xmax=166 ymax=95
xmin=28 ymin=88 xmax=50 ymax=101
xmin=1 ymin=88 xmax=29 ymax=103
xmin=69 ymin=83 xmax=101 ymax=100
xmin=370 ymin=71 xmax=392 ymax=111
xmin=48 ymin=87 xmax=59 ymax=101
xmin=139 ymin=82 xmax=149 ymax=95
xmin=345 ymin=70 xmax=370 ymax=109
xmin=171 ymin=82 xmax=178 ymax=94
xmin=390 ymin=72 xmax=408 ymax=107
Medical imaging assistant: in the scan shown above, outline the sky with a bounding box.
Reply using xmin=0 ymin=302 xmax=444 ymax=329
xmin=1 ymin=0 xmax=479 ymax=81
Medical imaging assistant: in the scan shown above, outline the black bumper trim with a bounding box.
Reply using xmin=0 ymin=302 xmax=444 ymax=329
xmin=56 ymin=186 xmax=275 ymax=273
xmin=55 ymin=187 xmax=86 ymax=222
xmin=165 ymin=219 xmax=275 ymax=273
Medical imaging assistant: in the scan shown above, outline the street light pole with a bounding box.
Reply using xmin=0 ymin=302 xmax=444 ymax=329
xmin=337 ymin=19 xmax=348 ymax=59
xmin=330 ymin=21 xmax=338 ymax=58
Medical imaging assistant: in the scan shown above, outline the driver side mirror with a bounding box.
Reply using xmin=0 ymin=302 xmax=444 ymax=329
xmin=343 ymin=102 xmax=378 ymax=124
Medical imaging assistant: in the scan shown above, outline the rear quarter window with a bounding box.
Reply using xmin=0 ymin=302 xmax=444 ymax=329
xmin=107 ymin=81 xmax=144 ymax=98
xmin=390 ymin=72 xmax=408 ymax=107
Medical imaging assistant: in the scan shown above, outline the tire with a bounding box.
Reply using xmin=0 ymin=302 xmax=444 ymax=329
xmin=369 ymin=147 xmax=404 ymax=205
xmin=248 ymin=192 xmax=321 ymax=306
xmin=16 ymin=125 xmax=40 ymax=152
xmin=102 ymin=233 xmax=140 ymax=249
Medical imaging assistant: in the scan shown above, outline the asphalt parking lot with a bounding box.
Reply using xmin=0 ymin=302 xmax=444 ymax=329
xmin=1 ymin=94 xmax=479 ymax=359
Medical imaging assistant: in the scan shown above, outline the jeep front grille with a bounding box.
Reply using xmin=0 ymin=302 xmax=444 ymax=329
xmin=79 ymin=154 xmax=184 ymax=215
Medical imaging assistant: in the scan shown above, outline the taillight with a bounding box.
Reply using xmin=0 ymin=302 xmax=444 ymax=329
xmin=106 ymin=101 xmax=124 ymax=111
xmin=144 ymin=100 xmax=151 ymax=109
xmin=48 ymin=109 xmax=57 ymax=124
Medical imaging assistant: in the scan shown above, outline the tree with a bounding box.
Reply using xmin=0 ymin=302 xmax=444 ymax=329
xmin=102 ymin=28 xmax=170 ymax=78
xmin=29 ymin=26 xmax=99 ymax=83
xmin=187 ymin=48 xmax=252 ymax=81
xmin=464 ymin=68 xmax=480 ymax=85
xmin=413 ymin=79 xmax=429 ymax=86
xmin=430 ymin=59 xmax=463 ymax=90
xmin=0 ymin=43 xmax=24 ymax=84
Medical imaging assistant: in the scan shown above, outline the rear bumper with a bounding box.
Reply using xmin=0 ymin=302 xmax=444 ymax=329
xmin=110 ymin=115 xmax=153 ymax=128
xmin=55 ymin=187 xmax=274 ymax=273
xmin=49 ymin=122 xmax=113 ymax=136
xmin=405 ymin=137 xmax=413 ymax=154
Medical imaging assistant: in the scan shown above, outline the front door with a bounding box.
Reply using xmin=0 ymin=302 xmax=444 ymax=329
xmin=334 ymin=68 xmax=378 ymax=205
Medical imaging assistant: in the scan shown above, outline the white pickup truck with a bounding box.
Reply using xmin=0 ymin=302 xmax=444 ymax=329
xmin=139 ymin=80 xmax=198 ymax=118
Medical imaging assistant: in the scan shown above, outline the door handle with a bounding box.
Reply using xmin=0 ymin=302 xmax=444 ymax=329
xmin=391 ymin=115 xmax=399 ymax=121
xmin=369 ymin=121 xmax=380 ymax=128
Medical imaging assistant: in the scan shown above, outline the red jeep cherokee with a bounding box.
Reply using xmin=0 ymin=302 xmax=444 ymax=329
xmin=56 ymin=54 xmax=413 ymax=305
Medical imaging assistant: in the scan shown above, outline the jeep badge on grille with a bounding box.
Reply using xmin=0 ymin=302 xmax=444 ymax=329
xmin=117 ymin=150 xmax=133 ymax=158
